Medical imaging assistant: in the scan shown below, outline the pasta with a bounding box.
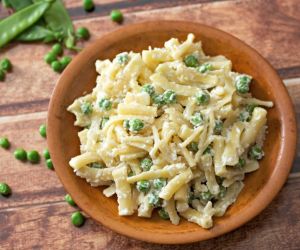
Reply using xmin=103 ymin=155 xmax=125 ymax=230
xmin=67 ymin=34 xmax=273 ymax=228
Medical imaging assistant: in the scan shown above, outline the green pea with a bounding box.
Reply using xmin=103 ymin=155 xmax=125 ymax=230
xmin=14 ymin=148 xmax=27 ymax=161
xmin=0 ymin=182 xmax=11 ymax=196
xmin=0 ymin=58 xmax=12 ymax=71
xmin=89 ymin=162 xmax=105 ymax=169
xmin=116 ymin=53 xmax=129 ymax=65
xmin=158 ymin=208 xmax=169 ymax=220
xmin=162 ymin=90 xmax=176 ymax=104
xmin=44 ymin=52 xmax=57 ymax=64
xmin=71 ymin=211 xmax=85 ymax=227
xmin=60 ymin=56 xmax=72 ymax=68
xmin=43 ymin=149 xmax=50 ymax=160
xmin=98 ymin=98 xmax=112 ymax=111
xmin=0 ymin=70 xmax=5 ymax=81
xmin=140 ymin=158 xmax=153 ymax=171
xmin=153 ymin=178 xmax=166 ymax=190
xmin=214 ymin=120 xmax=223 ymax=135
xmin=0 ymin=137 xmax=10 ymax=149
xmin=83 ymin=0 xmax=94 ymax=11
xmin=235 ymin=75 xmax=251 ymax=94
xmin=249 ymin=145 xmax=264 ymax=160
xmin=27 ymin=150 xmax=40 ymax=164
xmin=65 ymin=194 xmax=76 ymax=206
xmin=152 ymin=94 xmax=165 ymax=107
xmin=136 ymin=180 xmax=150 ymax=193
xmin=76 ymin=27 xmax=90 ymax=40
xmin=141 ymin=84 xmax=155 ymax=96
xmin=52 ymin=43 xmax=63 ymax=56
xmin=184 ymin=55 xmax=199 ymax=68
xmin=100 ymin=117 xmax=109 ymax=129
xmin=39 ymin=124 xmax=47 ymax=138
xmin=200 ymin=190 xmax=213 ymax=202
xmin=198 ymin=63 xmax=213 ymax=73
xmin=148 ymin=192 xmax=161 ymax=207
xmin=195 ymin=90 xmax=210 ymax=105
xmin=110 ymin=9 xmax=123 ymax=23
xmin=190 ymin=112 xmax=204 ymax=127
xmin=219 ymin=185 xmax=226 ymax=198
xmin=236 ymin=157 xmax=246 ymax=168
xmin=46 ymin=159 xmax=54 ymax=170
xmin=203 ymin=145 xmax=212 ymax=155
xmin=80 ymin=102 xmax=93 ymax=115
xmin=128 ymin=119 xmax=144 ymax=132
xmin=187 ymin=142 xmax=198 ymax=153
xmin=51 ymin=61 xmax=63 ymax=73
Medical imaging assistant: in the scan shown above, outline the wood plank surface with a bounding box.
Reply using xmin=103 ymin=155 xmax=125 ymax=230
xmin=0 ymin=0 xmax=300 ymax=249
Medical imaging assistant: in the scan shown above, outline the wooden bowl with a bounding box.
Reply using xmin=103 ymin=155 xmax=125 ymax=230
xmin=47 ymin=21 xmax=297 ymax=244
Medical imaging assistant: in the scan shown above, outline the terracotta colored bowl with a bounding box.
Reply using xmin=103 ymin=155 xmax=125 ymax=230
xmin=47 ymin=21 xmax=297 ymax=244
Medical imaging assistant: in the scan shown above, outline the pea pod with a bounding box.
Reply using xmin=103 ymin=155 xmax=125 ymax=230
xmin=0 ymin=1 xmax=53 ymax=48
xmin=4 ymin=0 xmax=33 ymax=11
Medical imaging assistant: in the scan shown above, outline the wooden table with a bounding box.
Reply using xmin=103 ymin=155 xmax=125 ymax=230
xmin=0 ymin=0 xmax=300 ymax=249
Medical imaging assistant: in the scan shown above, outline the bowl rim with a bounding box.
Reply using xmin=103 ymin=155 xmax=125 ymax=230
xmin=47 ymin=20 xmax=297 ymax=244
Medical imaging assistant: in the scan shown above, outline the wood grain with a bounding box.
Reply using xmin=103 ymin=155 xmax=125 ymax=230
xmin=0 ymin=0 xmax=300 ymax=116
xmin=0 ymin=177 xmax=299 ymax=250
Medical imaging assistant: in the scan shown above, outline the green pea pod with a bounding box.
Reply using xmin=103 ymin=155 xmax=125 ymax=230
xmin=16 ymin=25 xmax=56 ymax=42
xmin=4 ymin=0 xmax=33 ymax=11
xmin=0 ymin=1 xmax=53 ymax=48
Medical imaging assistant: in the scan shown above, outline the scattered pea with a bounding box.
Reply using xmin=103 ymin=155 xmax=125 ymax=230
xmin=140 ymin=158 xmax=153 ymax=171
xmin=43 ymin=149 xmax=50 ymax=160
xmin=46 ymin=159 xmax=54 ymax=170
xmin=136 ymin=180 xmax=150 ymax=193
xmin=128 ymin=119 xmax=144 ymax=133
xmin=214 ymin=120 xmax=223 ymax=135
xmin=184 ymin=55 xmax=199 ymax=68
xmin=198 ymin=63 xmax=213 ymax=73
xmin=76 ymin=27 xmax=90 ymax=40
xmin=51 ymin=60 xmax=63 ymax=73
xmin=158 ymin=208 xmax=169 ymax=220
xmin=0 ymin=70 xmax=5 ymax=81
xmin=80 ymin=102 xmax=93 ymax=115
xmin=110 ymin=9 xmax=123 ymax=23
xmin=98 ymin=98 xmax=112 ymax=111
xmin=60 ymin=56 xmax=72 ymax=68
xmin=71 ymin=211 xmax=85 ymax=227
xmin=39 ymin=124 xmax=47 ymax=138
xmin=141 ymin=84 xmax=155 ymax=96
xmin=249 ymin=145 xmax=264 ymax=160
xmin=162 ymin=90 xmax=176 ymax=104
xmin=153 ymin=178 xmax=166 ymax=190
xmin=44 ymin=52 xmax=57 ymax=64
xmin=52 ymin=43 xmax=63 ymax=56
xmin=235 ymin=75 xmax=251 ymax=94
xmin=0 ymin=182 xmax=11 ymax=196
xmin=190 ymin=112 xmax=204 ymax=127
xmin=65 ymin=194 xmax=76 ymax=206
xmin=83 ymin=0 xmax=94 ymax=11
xmin=0 ymin=58 xmax=12 ymax=71
xmin=187 ymin=142 xmax=198 ymax=153
xmin=0 ymin=137 xmax=10 ymax=149
xmin=14 ymin=148 xmax=27 ymax=161
xmin=195 ymin=90 xmax=210 ymax=105
xmin=27 ymin=150 xmax=40 ymax=164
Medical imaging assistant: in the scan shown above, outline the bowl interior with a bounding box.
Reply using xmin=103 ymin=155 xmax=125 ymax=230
xmin=48 ymin=21 xmax=296 ymax=244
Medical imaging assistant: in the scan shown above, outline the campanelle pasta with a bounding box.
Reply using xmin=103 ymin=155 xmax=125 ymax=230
xmin=67 ymin=34 xmax=273 ymax=229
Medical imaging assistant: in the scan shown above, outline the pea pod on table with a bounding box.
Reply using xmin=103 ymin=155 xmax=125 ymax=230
xmin=0 ymin=0 xmax=53 ymax=48
xmin=16 ymin=25 xmax=62 ymax=43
